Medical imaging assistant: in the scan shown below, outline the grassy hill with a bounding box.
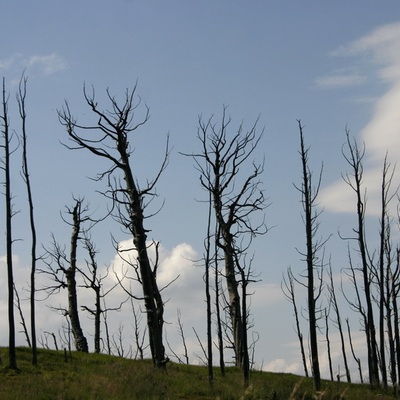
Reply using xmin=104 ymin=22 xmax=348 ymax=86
xmin=0 ymin=347 xmax=397 ymax=399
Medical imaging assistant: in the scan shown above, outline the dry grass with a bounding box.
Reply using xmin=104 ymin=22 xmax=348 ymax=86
xmin=0 ymin=347 xmax=397 ymax=399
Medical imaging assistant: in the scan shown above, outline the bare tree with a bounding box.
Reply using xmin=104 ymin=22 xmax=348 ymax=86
xmin=294 ymin=120 xmax=326 ymax=391
xmin=14 ymin=284 xmax=31 ymax=347
xmin=204 ymin=190 xmax=214 ymax=383
xmin=1 ymin=78 xmax=18 ymax=369
xmin=341 ymin=131 xmax=379 ymax=386
xmin=327 ymin=263 xmax=351 ymax=383
xmin=17 ymin=75 xmax=38 ymax=365
xmin=58 ymin=84 xmax=170 ymax=368
xmin=282 ymin=267 xmax=309 ymax=377
xmin=184 ymin=107 xmax=267 ymax=381
xmin=79 ymin=234 xmax=123 ymax=353
xmin=324 ymin=307 xmax=334 ymax=381
xmin=42 ymin=199 xmax=89 ymax=352
xmin=130 ymin=299 xmax=147 ymax=360
xmin=374 ymin=154 xmax=396 ymax=388
xmin=346 ymin=318 xmax=363 ymax=384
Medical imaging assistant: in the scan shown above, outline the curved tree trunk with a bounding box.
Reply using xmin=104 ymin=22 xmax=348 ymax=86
xmin=67 ymin=201 xmax=88 ymax=353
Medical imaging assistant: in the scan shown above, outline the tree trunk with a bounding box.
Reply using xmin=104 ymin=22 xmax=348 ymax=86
xmin=122 ymin=156 xmax=166 ymax=367
xmin=18 ymin=75 xmax=38 ymax=366
xmin=298 ymin=121 xmax=321 ymax=391
xmin=2 ymin=78 xmax=17 ymax=370
xmin=67 ymin=201 xmax=88 ymax=353
xmin=221 ymin=230 xmax=243 ymax=368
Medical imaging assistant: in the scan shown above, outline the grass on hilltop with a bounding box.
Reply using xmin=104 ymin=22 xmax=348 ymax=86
xmin=0 ymin=347 xmax=397 ymax=399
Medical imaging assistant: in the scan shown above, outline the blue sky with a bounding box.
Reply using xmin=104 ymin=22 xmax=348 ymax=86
xmin=1 ymin=0 xmax=400 ymax=379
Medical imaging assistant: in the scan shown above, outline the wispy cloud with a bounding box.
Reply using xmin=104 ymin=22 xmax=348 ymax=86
xmin=319 ymin=22 xmax=400 ymax=216
xmin=0 ymin=53 xmax=23 ymax=70
xmin=314 ymin=70 xmax=366 ymax=89
xmin=0 ymin=52 xmax=68 ymax=76
xmin=26 ymin=53 xmax=69 ymax=75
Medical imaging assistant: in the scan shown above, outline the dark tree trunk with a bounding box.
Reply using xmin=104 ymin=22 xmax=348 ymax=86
xmin=123 ymin=158 xmax=166 ymax=367
xmin=220 ymin=229 xmax=243 ymax=368
xmin=205 ymin=192 xmax=214 ymax=385
xmin=67 ymin=201 xmax=89 ymax=353
xmin=297 ymin=121 xmax=321 ymax=391
xmin=240 ymin=274 xmax=250 ymax=387
xmin=343 ymin=132 xmax=379 ymax=386
xmin=325 ymin=310 xmax=334 ymax=381
xmin=2 ymin=78 xmax=17 ymax=370
xmin=215 ymin=246 xmax=225 ymax=376
xmin=282 ymin=267 xmax=309 ymax=378
xmin=328 ymin=264 xmax=351 ymax=382
xmin=17 ymin=75 xmax=38 ymax=366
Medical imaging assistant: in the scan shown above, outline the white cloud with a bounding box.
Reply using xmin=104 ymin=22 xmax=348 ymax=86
xmin=27 ymin=53 xmax=69 ymax=75
xmin=0 ymin=53 xmax=23 ymax=71
xmin=0 ymin=52 xmax=68 ymax=76
xmin=319 ymin=22 xmax=400 ymax=216
xmin=314 ymin=72 xmax=366 ymax=89
xmin=264 ymin=357 xmax=303 ymax=375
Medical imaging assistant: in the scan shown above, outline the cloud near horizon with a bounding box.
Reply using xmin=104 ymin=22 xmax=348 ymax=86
xmin=318 ymin=22 xmax=400 ymax=216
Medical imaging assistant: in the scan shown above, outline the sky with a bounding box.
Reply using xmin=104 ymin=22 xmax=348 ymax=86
xmin=1 ymin=0 xmax=400 ymax=381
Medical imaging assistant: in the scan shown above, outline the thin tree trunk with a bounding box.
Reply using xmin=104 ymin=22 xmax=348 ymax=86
xmin=325 ymin=309 xmax=334 ymax=381
xmin=328 ymin=264 xmax=351 ymax=382
xmin=17 ymin=76 xmax=38 ymax=365
xmin=2 ymin=78 xmax=17 ymax=370
xmin=346 ymin=318 xmax=363 ymax=384
xmin=343 ymin=132 xmax=379 ymax=386
xmin=298 ymin=121 xmax=321 ymax=391
xmin=205 ymin=191 xmax=214 ymax=385
xmin=241 ymin=276 xmax=250 ymax=387
xmin=215 ymin=252 xmax=225 ymax=376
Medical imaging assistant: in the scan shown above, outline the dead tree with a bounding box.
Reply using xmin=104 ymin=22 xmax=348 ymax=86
xmin=214 ymin=235 xmax=225 ymax=376
xmin=327 ymin=263 xmax=351 ymax=383
xmin=324 ymin=307 xmax=334 ymax=381
xmin=78 ymin=234 xmax=123 ymax=353
xmin=14 ymin=284 xmax=31 ymax=347
xmin=130 ymin=299 xmax=147 ymax=359
xmin=346 ymin=318 xmax=363 ymax=384
xmin=184 ymin=107 xmax=267 ymax=378
xmin=341 ymin=131 xmax=379 ymax=386
xmin=282 ymin=267 xmax=309 ymax=377
xmin=42 ymin=199 xmax=89 ymax=352
xmin=58 ymin=84 xmax=169 ymax=368
xmin=1 ymin=78 xmax=17 ymax=369
xmin=294 ymin=121 xmax=326 ymax=391
xmin=17 ymin=75 xmax=38 ymax=365
xmin=392 ymin=246 xmax=400 ymax=388
xmin=204 ymin=190 xmax=214 ymax=384
xmin=374 ymin=154 xmax=396 ymax=389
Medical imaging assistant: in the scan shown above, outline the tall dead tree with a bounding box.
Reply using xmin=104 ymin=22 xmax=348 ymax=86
xmin=17 ymin=75 xmax=38 ymax=365
xmin=58 ymin=84 xmax=169 ymax=368
xmin=341 ymin=131 xmax=379 ymax=386
xmin=1 ymin=78 xmax=17 ymax=369
xmin=294 ymin=120 xmax=325 ymax=391
xmin=184 ymin=107 xmax=267 ymax=381
xmin=375 ymin=154 xmax=395 ymax=389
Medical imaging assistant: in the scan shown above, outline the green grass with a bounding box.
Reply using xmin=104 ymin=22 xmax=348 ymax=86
xmin=0 ymin=347 xmax=397 ymax=399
